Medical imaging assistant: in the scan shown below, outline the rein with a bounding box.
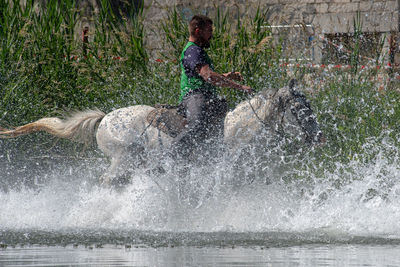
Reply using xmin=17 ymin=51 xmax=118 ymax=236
xmin=246 ymin=90 xmax=288 ymax=138
xmin=247 ymin=91 xmax=286 ymax=128
xmin=247 ymin=97 xmax=270 ymax=129
xmin=140 ymin=114 xmax=156 ymax=137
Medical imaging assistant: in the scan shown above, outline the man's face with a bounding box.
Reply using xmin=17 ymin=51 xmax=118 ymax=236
xmin=198 ymin=24 xmax=213 ymax=48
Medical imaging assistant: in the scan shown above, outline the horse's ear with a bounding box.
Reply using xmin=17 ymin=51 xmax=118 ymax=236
xmin=289 ymin=79 xmax=298 ymax=90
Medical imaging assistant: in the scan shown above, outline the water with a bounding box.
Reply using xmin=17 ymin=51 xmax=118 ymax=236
xmin=2 ymin=139 xmax=400 ymax=266
xmin=2 ymin=244 xmax=400 ymax=266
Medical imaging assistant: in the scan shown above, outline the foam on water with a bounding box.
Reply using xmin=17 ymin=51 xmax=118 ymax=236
xmin=1 ymin=139 xmax=400 ymax=243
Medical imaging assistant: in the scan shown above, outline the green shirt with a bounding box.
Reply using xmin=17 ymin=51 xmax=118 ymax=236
xmin=179 ymin=42 xmax=217 ymax=102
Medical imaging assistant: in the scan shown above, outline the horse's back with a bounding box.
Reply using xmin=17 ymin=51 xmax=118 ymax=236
xmin=96 ymin=105 xmax=155 ymax=156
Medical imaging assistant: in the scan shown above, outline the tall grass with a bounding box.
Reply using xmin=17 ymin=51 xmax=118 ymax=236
xmin=0 ymin=0 xmax=152 ymax=126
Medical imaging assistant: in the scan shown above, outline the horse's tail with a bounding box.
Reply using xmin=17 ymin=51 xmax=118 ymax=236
xmin=0 ymin=109 xmax=105 ymax=145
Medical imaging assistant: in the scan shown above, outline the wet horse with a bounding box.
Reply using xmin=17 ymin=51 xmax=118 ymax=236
xmin=0 ymin=80 xmax=323 ymax=184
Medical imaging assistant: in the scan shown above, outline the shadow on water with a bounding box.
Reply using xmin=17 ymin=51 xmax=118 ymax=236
xmin=2 ymin=229 xmax=400 ymax=248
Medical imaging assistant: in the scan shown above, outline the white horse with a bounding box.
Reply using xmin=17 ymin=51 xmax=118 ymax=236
xmin=0 ymin=80 xmax=323 ymax=184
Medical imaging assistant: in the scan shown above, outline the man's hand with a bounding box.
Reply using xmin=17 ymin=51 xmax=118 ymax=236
xmin=241 ymin=85 xmax=253 ymax=94
xmin=199 ymin=65 xmax=253 ymax=93
xmin=224 ymin=72 xmax=243 ymax=82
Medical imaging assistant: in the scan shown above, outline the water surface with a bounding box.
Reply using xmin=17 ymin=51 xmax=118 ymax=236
xmin=2 ymin=244 xmax=400 ymax=266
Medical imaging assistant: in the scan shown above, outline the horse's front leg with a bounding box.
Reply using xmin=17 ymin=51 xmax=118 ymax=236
xmin=101 ymin=143 xmax=148 ymax=186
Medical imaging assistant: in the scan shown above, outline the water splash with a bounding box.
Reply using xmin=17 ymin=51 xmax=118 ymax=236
xmin=1 ymin=135 xmax=400 ymax=246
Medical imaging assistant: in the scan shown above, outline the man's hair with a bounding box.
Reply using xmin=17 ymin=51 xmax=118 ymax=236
xmin=189 ymin=15 xmax=213 ymax=36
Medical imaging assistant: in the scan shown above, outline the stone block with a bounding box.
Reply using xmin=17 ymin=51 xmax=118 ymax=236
xmin=315 ymin=3 xmax=328 ymax=13
xmin=371 ymin=1 xmax=386 ymax=10
xmin=145 ymin=7 xmax=168 ymax=22
xmin=279 ymin=0 xmax=299 ymax=3
xmin=372 ymin=1 xmax=398 ymax=11
xmin=281 ymin=4 xmax=314 ymax=22
xmin=359 ymin=1 xmax=373 ymax=12
xmin=304 ymin=3 xmax=317 ymax=14
xmin=314 ymin=11 xmax=399 ymax=34
xmin=313 ymin=13 xmax=351 ymax=33
xmin=328 ymin=2 xmax=359 ymax=13
xmin=152 ymin=0 xmax=178 ymax=7
xmin=383 ymin=1 xmax=398 ymax=12
xmin=264 ymin=0 xmax=281 ymax=3
xmin=362 ymin=12 xmax=398 ymax=32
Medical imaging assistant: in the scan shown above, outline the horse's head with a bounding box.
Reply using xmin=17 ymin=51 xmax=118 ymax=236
xmin=272 ymin=79 xmax=324 ymax=145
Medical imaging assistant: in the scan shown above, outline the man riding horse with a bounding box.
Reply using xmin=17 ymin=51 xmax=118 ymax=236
xmin=173 ymin=15 xmax=253 ymax=156
xmin=0 ymin=16 xmax=324 ymax=185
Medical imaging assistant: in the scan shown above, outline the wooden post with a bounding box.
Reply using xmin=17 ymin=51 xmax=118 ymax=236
xmin=82 ymin=26 xmax=89 ymax=57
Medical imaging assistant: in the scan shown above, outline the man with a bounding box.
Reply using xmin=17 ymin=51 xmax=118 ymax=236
xmin=173 ymin=15 xmax=252 ymax=155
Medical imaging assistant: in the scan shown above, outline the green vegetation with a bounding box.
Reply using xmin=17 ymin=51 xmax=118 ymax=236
xmin=307 ymin=13 xmax=400 ymax=167
xmin=0 ymin=0 xmax=399 ymax=168
xmin=0 ymin=1 xmax=283 ymax=125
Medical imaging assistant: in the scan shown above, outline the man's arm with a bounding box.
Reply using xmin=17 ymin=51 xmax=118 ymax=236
xmin=198 ymin=64 xmax=252 ymax=93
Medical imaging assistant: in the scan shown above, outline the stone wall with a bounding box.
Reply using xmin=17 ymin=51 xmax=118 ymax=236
xmin=21 ymin=0 xmax=400 ymax=63
xmin=145 ymin=0 xmax=399 ymax=33
xmin=145 ymin=0 xmax=400 ymax=63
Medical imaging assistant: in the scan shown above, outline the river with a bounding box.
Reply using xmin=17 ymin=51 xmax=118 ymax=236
xmin=1 ymin=139 xmax=400 ymax=266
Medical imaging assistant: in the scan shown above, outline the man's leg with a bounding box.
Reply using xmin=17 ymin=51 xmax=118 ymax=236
xmin=206 ymin=97 xmax=228 ymax=121
xmin=172 ymin=92 xmax=207 ymax=156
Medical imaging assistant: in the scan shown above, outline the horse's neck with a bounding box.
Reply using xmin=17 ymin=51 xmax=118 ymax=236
xmin=245 ymin=87 xmax=291 ymax=122
xmin=247 ymin=88 xmax=279 ymax=110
